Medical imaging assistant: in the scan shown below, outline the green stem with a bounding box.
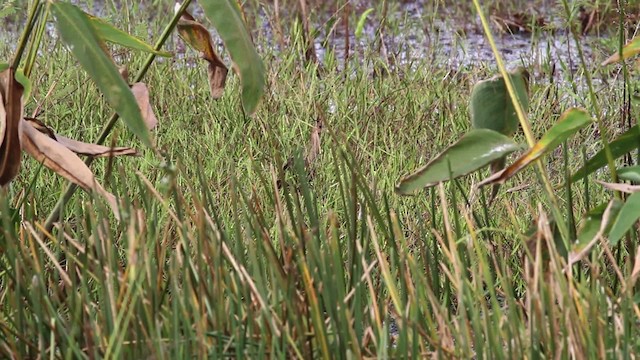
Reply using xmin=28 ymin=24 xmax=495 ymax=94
xmin=44 ymin=0 xmax=193 ymax=232
xmin=471 ymin=0 xmax=570 ymax=243
xmin=11 ymin=0 xmax=42 ymax=69
xmin=560 ymin=0 xmax=620 ymax=193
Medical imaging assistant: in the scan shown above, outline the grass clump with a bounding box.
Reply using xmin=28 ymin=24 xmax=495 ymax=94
xmin=1 ymin=0 xmax=640 ymax=358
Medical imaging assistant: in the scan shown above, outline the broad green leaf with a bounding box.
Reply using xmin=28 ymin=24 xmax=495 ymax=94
xmin=571 ymin=126 xmax=640 ymax=182
xmin=470 ymin=67 xmax=529 ymax=137
xmin=52 ymin=2 xmax=151 ymax=148
xmin=396 ymin=129 xmax=520 ymax=195
xmin=575 ymin=200 xmax=622 ymax=248
xmin=618 ymin=165 xmax=640 ymax=183
xmin=602 ymin=35 xmax=640 ymax=65
xmin=479 ymin=108 xmax=593 ymax=186
xmin=355 ymin=8 xmax=374 ymax=38
xmin=87 ymin=14 xmax=171 ymax=57
xmin=608 ymin=192 xmax=640 ymax=246
xmin=199 ymin=0 xmax=265 ymax=114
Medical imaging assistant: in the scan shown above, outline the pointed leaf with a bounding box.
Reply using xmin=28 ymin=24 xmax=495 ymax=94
xmin=575 ymin=200 xmax=622 ymax=250
xmin=19 ymin=119 xmax=120 ymax=219
xmin=608 ymin=191 xmax=640 ymax=246
xmin=602 ymin=35 xmax=640 ymax=65
xmin=470 ymin=67 xmax=529 ymax=136
xmin=51 ymin=2 xmax=152 ymax=148
xmin=596 ymin=180 xmax=640 ymax=194
xmin=131 ymin=83 xmax=158 ymax=130
xmin=618 ymin=165 xmax=640 ymax=183
xmin=177 ymin=17 xmax=228 ymax=99
xmin=86 ymin=14 xmax=171 ymax=57
xmin=568 ymin=200 xmax=621 ymax=268
xmin=396 ymin=129 xmax=520 ymax=195
xmin=199 ymin=0 xmax=265 ymax=114
xmin=26 ymin=118 xmax=138 ymax=157
xmin=479 ymin=108 xmax=593 ymax=187
xmin=571 ymin=126 xmax=640 ymax=182
xmin=355 ymin=8 xmax=374 ymax=39
xmin=0 ymin=68 xmax=24 ymax=186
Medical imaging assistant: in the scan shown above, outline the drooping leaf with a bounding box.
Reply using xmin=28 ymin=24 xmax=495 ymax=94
xmin=0 ymin=68 xmax=24 ymax=186
xmin=26 ymin=118 xmax=138 ymax=157
xmin=602 ymin=35 xmax=640 ymax=65
xmin=396 ymin=129 xmax=520 ymax=195
xmin=86 ymin=14 xmax=171 ymax=57
xmin=355 ymin=8 xmax=374 ymax=38
xmin=470 ymin=67 xmax=529 ymax=137
xmin=618 ymin=165 xmax=640 ymax=183
xmin=177 ymin=15 xmax=228 ymax=98
xmin=199 ymin=0 xmax=265 ymax=114
xmin=51 ymin=2 xmax=152 ymax=148
xmin=479 ymin=108 xmax=593 ymax=187
xmin=608 ymin=191 xmax=640 ymax=246
xmin=596 ymin=180 xmax=640 ymax=194
xmin=571 ymin=127 xmax=640 ymax=182
xmin=19 ymin=119 xmax=120 ymax=219
xmin=570 ymin=199 xmax=622 ymax=265
xmin=131 ymin=83 xmax=158 ymax=130
xmin=576 ymin=200 xmax=622 ymax=245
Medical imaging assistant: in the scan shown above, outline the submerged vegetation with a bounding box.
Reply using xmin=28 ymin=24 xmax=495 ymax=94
xmin=2 ymin=0 xmax=640 ymax=358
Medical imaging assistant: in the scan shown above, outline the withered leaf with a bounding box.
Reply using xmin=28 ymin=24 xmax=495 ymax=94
xmin=131 ymin=83 xmax=158 ymax=130
xmin=20 ymin=119 xmax=120 ymax=219
xmin=26 ymin=118 xmax=138 ymax=157
xmin=0 ymin=68 xmax=24 ymax=186
xmin=177 ymin=15 xmax=228 ymax=99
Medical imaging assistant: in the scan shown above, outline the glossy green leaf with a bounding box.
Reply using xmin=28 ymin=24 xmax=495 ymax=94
xmin=87 ymin=14 xmax=171 ymax=57
xmin=52 ymin=2 xmax=151 ymax=147
xmin=608 ymin=192 xmax=640 ymax=246
xmin=602 ymin=35 xmax=640 ymax=65
xmin=571 ymin=126 xmax=640 ymax=182
xmin=199 ymin=0 xmax=265 ymax=114
xmin=480 ymin=108 xmax=593 ymax=186
xmin=470 ymin=67 xmax=529 ymax=136
xmin=618 ymin=165 xmax=640 ymax=183
xmin=355 ymin=8 xmax=374 ymax=38
xmin=396 ymin=129 xmax=520 ymax=195
xmin=575 ymin=199 xmax=622 ymax=248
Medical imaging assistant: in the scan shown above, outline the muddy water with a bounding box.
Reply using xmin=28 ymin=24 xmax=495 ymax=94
xmin=1 ymin=1 xmax=603 ymax=72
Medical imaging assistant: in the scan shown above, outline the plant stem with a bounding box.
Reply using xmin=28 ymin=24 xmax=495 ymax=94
xmin=11 ymin=0 xmax=42 ymax=69
xmin=560 ymin=0 xmax=620 ymax=192
xmin=471 ymin=0 xmax=570 ymax=243
xmin=43 ymin=0 xmax=193 ymax=232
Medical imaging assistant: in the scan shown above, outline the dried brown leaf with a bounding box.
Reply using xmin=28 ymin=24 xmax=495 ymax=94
xmin=0 ymin=68 xmax=24 ymax=186
xmin=20 ymin=119 xmax=120 ymax=219
xmin=207 ymin=62 xmax=228 ymax=99
xmin=177 ymin=17 xmax=228 ymax=99
xmin=131 ymin=83 xmax=158 ymax=130
xmin=26 ymin=118 xmax=138 ymax=157
xmin=596 ymin=180 xmax=640 ymax=194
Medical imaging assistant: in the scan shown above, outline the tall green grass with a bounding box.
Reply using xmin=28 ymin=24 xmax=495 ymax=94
xmin=1 ymin=0 xmax=640 ymax=358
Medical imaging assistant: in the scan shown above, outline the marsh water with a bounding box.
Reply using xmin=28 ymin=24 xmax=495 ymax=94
xmin=2 ymin=1 xmax=606 ymax=74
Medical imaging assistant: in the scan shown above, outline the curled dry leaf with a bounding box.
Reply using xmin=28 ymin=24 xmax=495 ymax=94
xmin=26 ymin=118 xmax=138 ymax=157
xmin=595 ymin=180 xmax=640 ymax=194
xmin=131 ymin=83 xmax=158 ymax=130
xmin=177 ymin=12 xmax=228 ymax=99
xmin=0 ymin=68 xmax=24 ymax=186
xmin=20 ymin=119 xmax=120 ymax=219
